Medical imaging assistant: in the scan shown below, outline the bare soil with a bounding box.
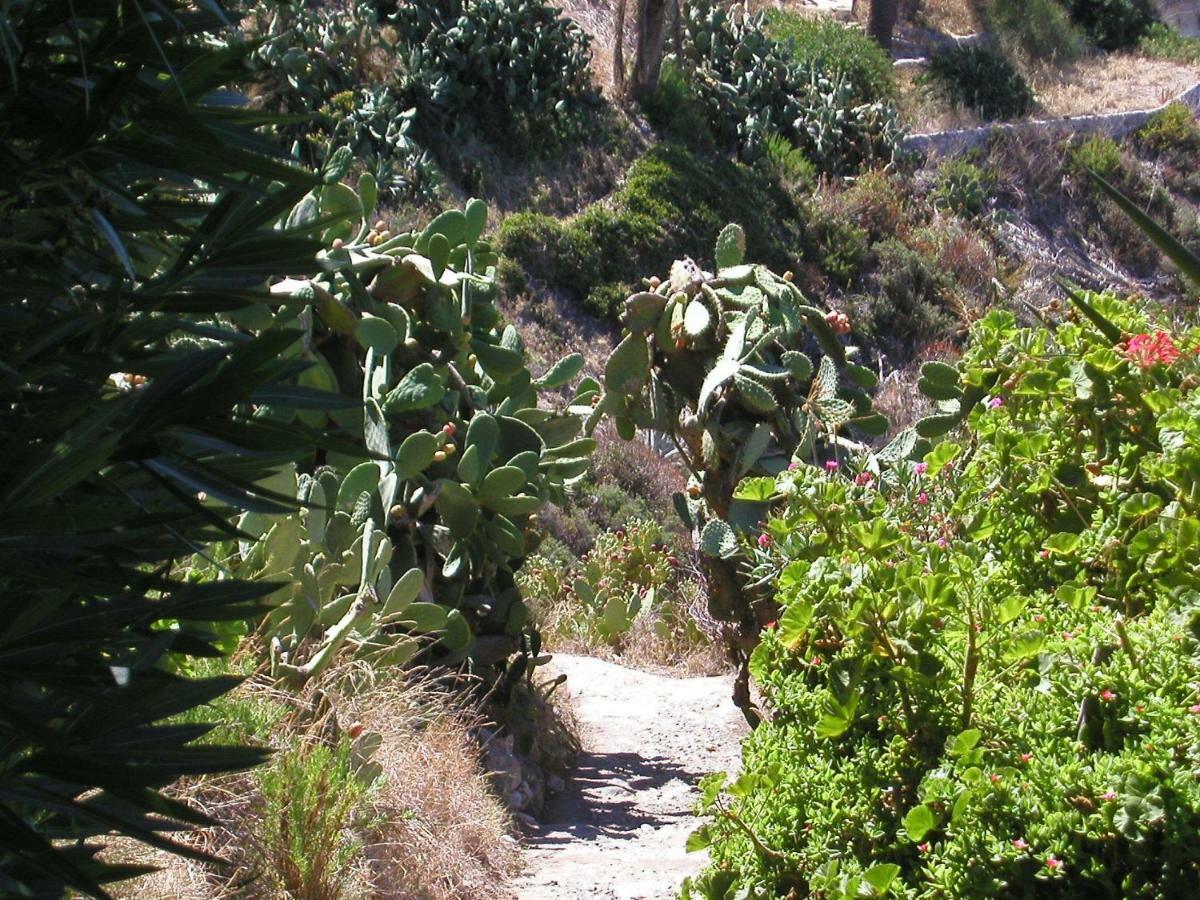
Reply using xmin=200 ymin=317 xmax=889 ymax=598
xmin=510 ymin=654 xmax=747 ymax=900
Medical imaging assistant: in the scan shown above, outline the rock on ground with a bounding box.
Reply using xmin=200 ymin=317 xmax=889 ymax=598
xmin=510 ymin=654 xmax=747 ymax=900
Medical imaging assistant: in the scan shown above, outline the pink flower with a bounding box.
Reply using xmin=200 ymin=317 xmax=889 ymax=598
xmin=917 ymin=842 xmax=931 ymax=854
xmin=1046 ymin=856 xmax=1063 ymax=871
xmin=811 ymin=655 xmax=823 ymax=665
xmin=825 ymin=459 xmax=839 ymax=472
xmin=1125 ymin=331 xmax=1181 ymax=369
xmin=914 ymin=462 xmax=928 ymax=476
xmin=1040 ymin=549 xmax=1051 ymax=559
xmin=1020 ymin=753 xmax=1033 ymax=763
xmin=1190 ymin=704 xmax=1200 ymax=714
xmin=1099 ymin=689 xmax=1117 ymax=702
xmin=1062 ymin=631 xmax=1074 ymax=640
xmin=988 ymin=396 xmax=1004 ymax=409
xmin=854 ymin=472 xmax=874 ymax=486
xmin=764 ymin=620 xmax=777 ymax=630
xmin=758 ymin=533 xmax=773 ymax=549
xmin=787 ymin=461 xmax=800 ymax=471
xmin=989 ymin=773 xmax=1003 ymax=784
xmin=1012 ymin=838 xmax=1029 ymax=850
xmin=917 ymin=492 xmax=929 ymax=505
xmin=1103 ymin=791 xmax=1117 ymax=801
xmin=936 ymin=537 xmax=948 ymax=548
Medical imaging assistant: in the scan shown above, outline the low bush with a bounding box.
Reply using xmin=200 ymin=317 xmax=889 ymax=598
xmin=687 ymin=292 xmax=1200 ymax=898
xmin=1069 ymin=134 xmax=1124 ymax=179
xmin=926 ymin=46 xmax=1035 ymax=122
xmin=640 ymin=59 xmax=715 ymax=150
xmin=762 ymin=9 xmax=896 ymax=104
xmin=1137 ymin=102 xmax=1200 ymax=154
xmin=850 ymin=238 xmax=958 ymax=351
xmin=1139 ymin=22 xmax=1200 ymax=63
xmin=1064 ymin=0 xmax=1157 ymax=51
xmin=497 ymin=144 xmax=803 ymax=318
xmin=985 ymin=0 xmax=1087 ymax=63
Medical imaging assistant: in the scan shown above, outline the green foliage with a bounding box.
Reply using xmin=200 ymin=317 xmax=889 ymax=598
xmin=0 ymin=0 xmax=338 ymax=894
xmin=762 ymin=9 xmax=896 ymax=104
xmin=985 ymin=0 xmax=1086 ymax=63
xmin=242 ymin=0 xmax=438 ymax=201
xmin=933 ymin=158 xmax=993 ymax=216
xmin=640 ymin=59 xmax=714 ymax=149
xmin=1070 ymin=134 xmax=1124 ymax=179
xmin=1064 ymin=0 xmax=1157 ymax=51
xmin=926 ymin=46 xmax=1035 ymax=122
xmin=847 ymin=238 xmax=957 ymax=351
xmin=1137 ymin=102 xmax=1200 ymax=155
xmin=258 ymin=737 xmax=382 ymax=898
xmin=592 ymin=226 xmax=886 ymax=634
xmin=760 ymin=133 xmax=818 ymax=192
xmin=245 ymin=187 xmax=595 ymax=686
xmin=679 ymin=0 xmax=903 ymax=173
xmin=521 ymin=521 xmax=705 ymax=648
xmin=1139 ymin=22 xmax=1200 ymax=63
xmin=391 ymin=0 xmax=595 ymax=147
xmin=689 ymin=295 xmax=1200 ymax=898
xmin=496 ymin=144 xmax=802 ymax=318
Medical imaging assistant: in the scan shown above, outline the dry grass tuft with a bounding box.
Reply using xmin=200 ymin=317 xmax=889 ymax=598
xmin=108 ymin=670 xmax=519 ymax=900
xmin=1030 ymin=54 xmax=1199 ymax=119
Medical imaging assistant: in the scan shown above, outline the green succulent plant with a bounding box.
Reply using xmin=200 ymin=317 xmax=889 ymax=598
xmin=593 ymin=224 xmax=889 ymax=718
xmin=240 ymin=182 xmax=595 ymax=685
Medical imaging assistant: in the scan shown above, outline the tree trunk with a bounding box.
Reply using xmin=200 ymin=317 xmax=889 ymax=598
xmin=613 ymin=0 xmax=628 ymax=94
xmin=630 ymin=0 xmax=669 ymax=99
xmin=867 ymin=0 xmax=900 ymax=51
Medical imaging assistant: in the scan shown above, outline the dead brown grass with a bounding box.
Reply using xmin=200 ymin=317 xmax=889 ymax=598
xmin=108 ymin=670 xmax=519 ymax=900
xmin=1031 ymin=54 xmax=1199 ymax=118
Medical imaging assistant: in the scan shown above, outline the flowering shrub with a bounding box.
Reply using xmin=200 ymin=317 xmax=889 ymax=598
xmin=685 ymin=295 xmax=1200 ymax=898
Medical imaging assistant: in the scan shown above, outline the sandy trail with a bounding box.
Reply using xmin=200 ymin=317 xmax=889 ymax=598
xmin=510 ymin=654 xmax=747 ymax=900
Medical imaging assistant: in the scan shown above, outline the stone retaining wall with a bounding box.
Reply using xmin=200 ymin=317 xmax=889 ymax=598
xmin=903 ymin=81 xmax=1200 ymax=158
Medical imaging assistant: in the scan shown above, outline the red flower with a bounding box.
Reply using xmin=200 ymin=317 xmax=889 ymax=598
xmin=1125 ymin=331 xmax=1181 ymax=369
xmin=854 ymin=472 xmax=874 ymax=486
xmin=1046 ymin=856 xmax=1063 ymax=870
xmin=1099 ymin=689 xmax=1117 ymax=702
xmin=758 ymin=533 xmax=773 ymax=549
xmin=1020 ymin=753 xmax=1033 ymax=763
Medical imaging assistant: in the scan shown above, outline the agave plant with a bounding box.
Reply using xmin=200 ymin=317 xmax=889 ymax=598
xmin=0 ymin=1 xmax=338 ymax=895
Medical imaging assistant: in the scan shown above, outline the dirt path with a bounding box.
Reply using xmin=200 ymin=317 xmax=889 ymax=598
xmin=511 ymin=654 xmax=748 ymax=900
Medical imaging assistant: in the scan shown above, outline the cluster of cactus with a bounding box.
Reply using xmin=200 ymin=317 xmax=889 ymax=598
xmin=389 ymin=0 xmax=594 ymax=141
xmin=679 ymin=0 xmax=901 ymax=173
xmin=593 ymin=224 xmax=887 ymax=677
xmin=239 ymin=178 xmax=594 ymax=685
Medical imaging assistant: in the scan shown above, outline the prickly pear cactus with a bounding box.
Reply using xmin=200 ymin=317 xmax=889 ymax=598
xmin=592 ymin=224 xmax=888 ymax=717
xmin=239 ymin=175 xmax=594 ymax=684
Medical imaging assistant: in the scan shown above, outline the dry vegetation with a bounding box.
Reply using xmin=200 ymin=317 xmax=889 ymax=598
xmin=109 ymin=669 xmax=522 ymax=900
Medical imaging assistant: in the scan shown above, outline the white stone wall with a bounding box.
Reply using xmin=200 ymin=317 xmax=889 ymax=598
xmin=1153 ymin=0 xmax=1200 ymax=37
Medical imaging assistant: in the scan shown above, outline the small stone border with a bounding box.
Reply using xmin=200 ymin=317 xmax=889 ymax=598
xmin=903 ymin=81 xmax=1200 ymax=158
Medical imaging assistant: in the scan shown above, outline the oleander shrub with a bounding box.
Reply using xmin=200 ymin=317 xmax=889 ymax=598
xmin=926 ymin=46 xmax=1035 ymax=122
xmin=679 ymin=0 xmax=902 ymax=173
xmin=762 ymin=9 xmax=896 ymax=104
xmin=1064 ymin=0 xmax=1157 ymax=51
xmin=686 ymin=291 xmax=1200 ymax=899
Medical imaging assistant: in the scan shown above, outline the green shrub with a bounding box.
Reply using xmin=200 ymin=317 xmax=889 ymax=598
xmin=679 ymin=0 xmax=902 ymax=173
xmin=1137 ymin=102 xmax=1200 ymax=154
xmin=1139 ymin=22 xmax=1200 ymax=63
xmin=639 ymin=59 xmax=714 ymax=149
xmin=1065 ymin=0 xmax=1157 ymax=50
xmin=391 ymin=0 xmax=595 ymax=147
xmin=761 ymin=133 xmax=817 ymax=192
xmin=688 ymin=294 xmax=1200 ymax=898
xmin=850 ymin=238 xmax=957 ymax=350
xmin=1070 ymin=134 xmax=1124 ymax=179
xmin=259 ymin=738 xmax=381 ymax=898
xmin=762 ymin=9 xmax=896 ymax=104
xmin=926 ymin=46 xmax=1035 ymax=122
xmin=985 ymin=0 xmax=1086 ymax=62
xmin=805 ymin=209 xmax=871 ymax=287
xmin=933 ymin=158 xmax=993 ymax=216
xmin=497 ymin=144 xmax=803 ymax=318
